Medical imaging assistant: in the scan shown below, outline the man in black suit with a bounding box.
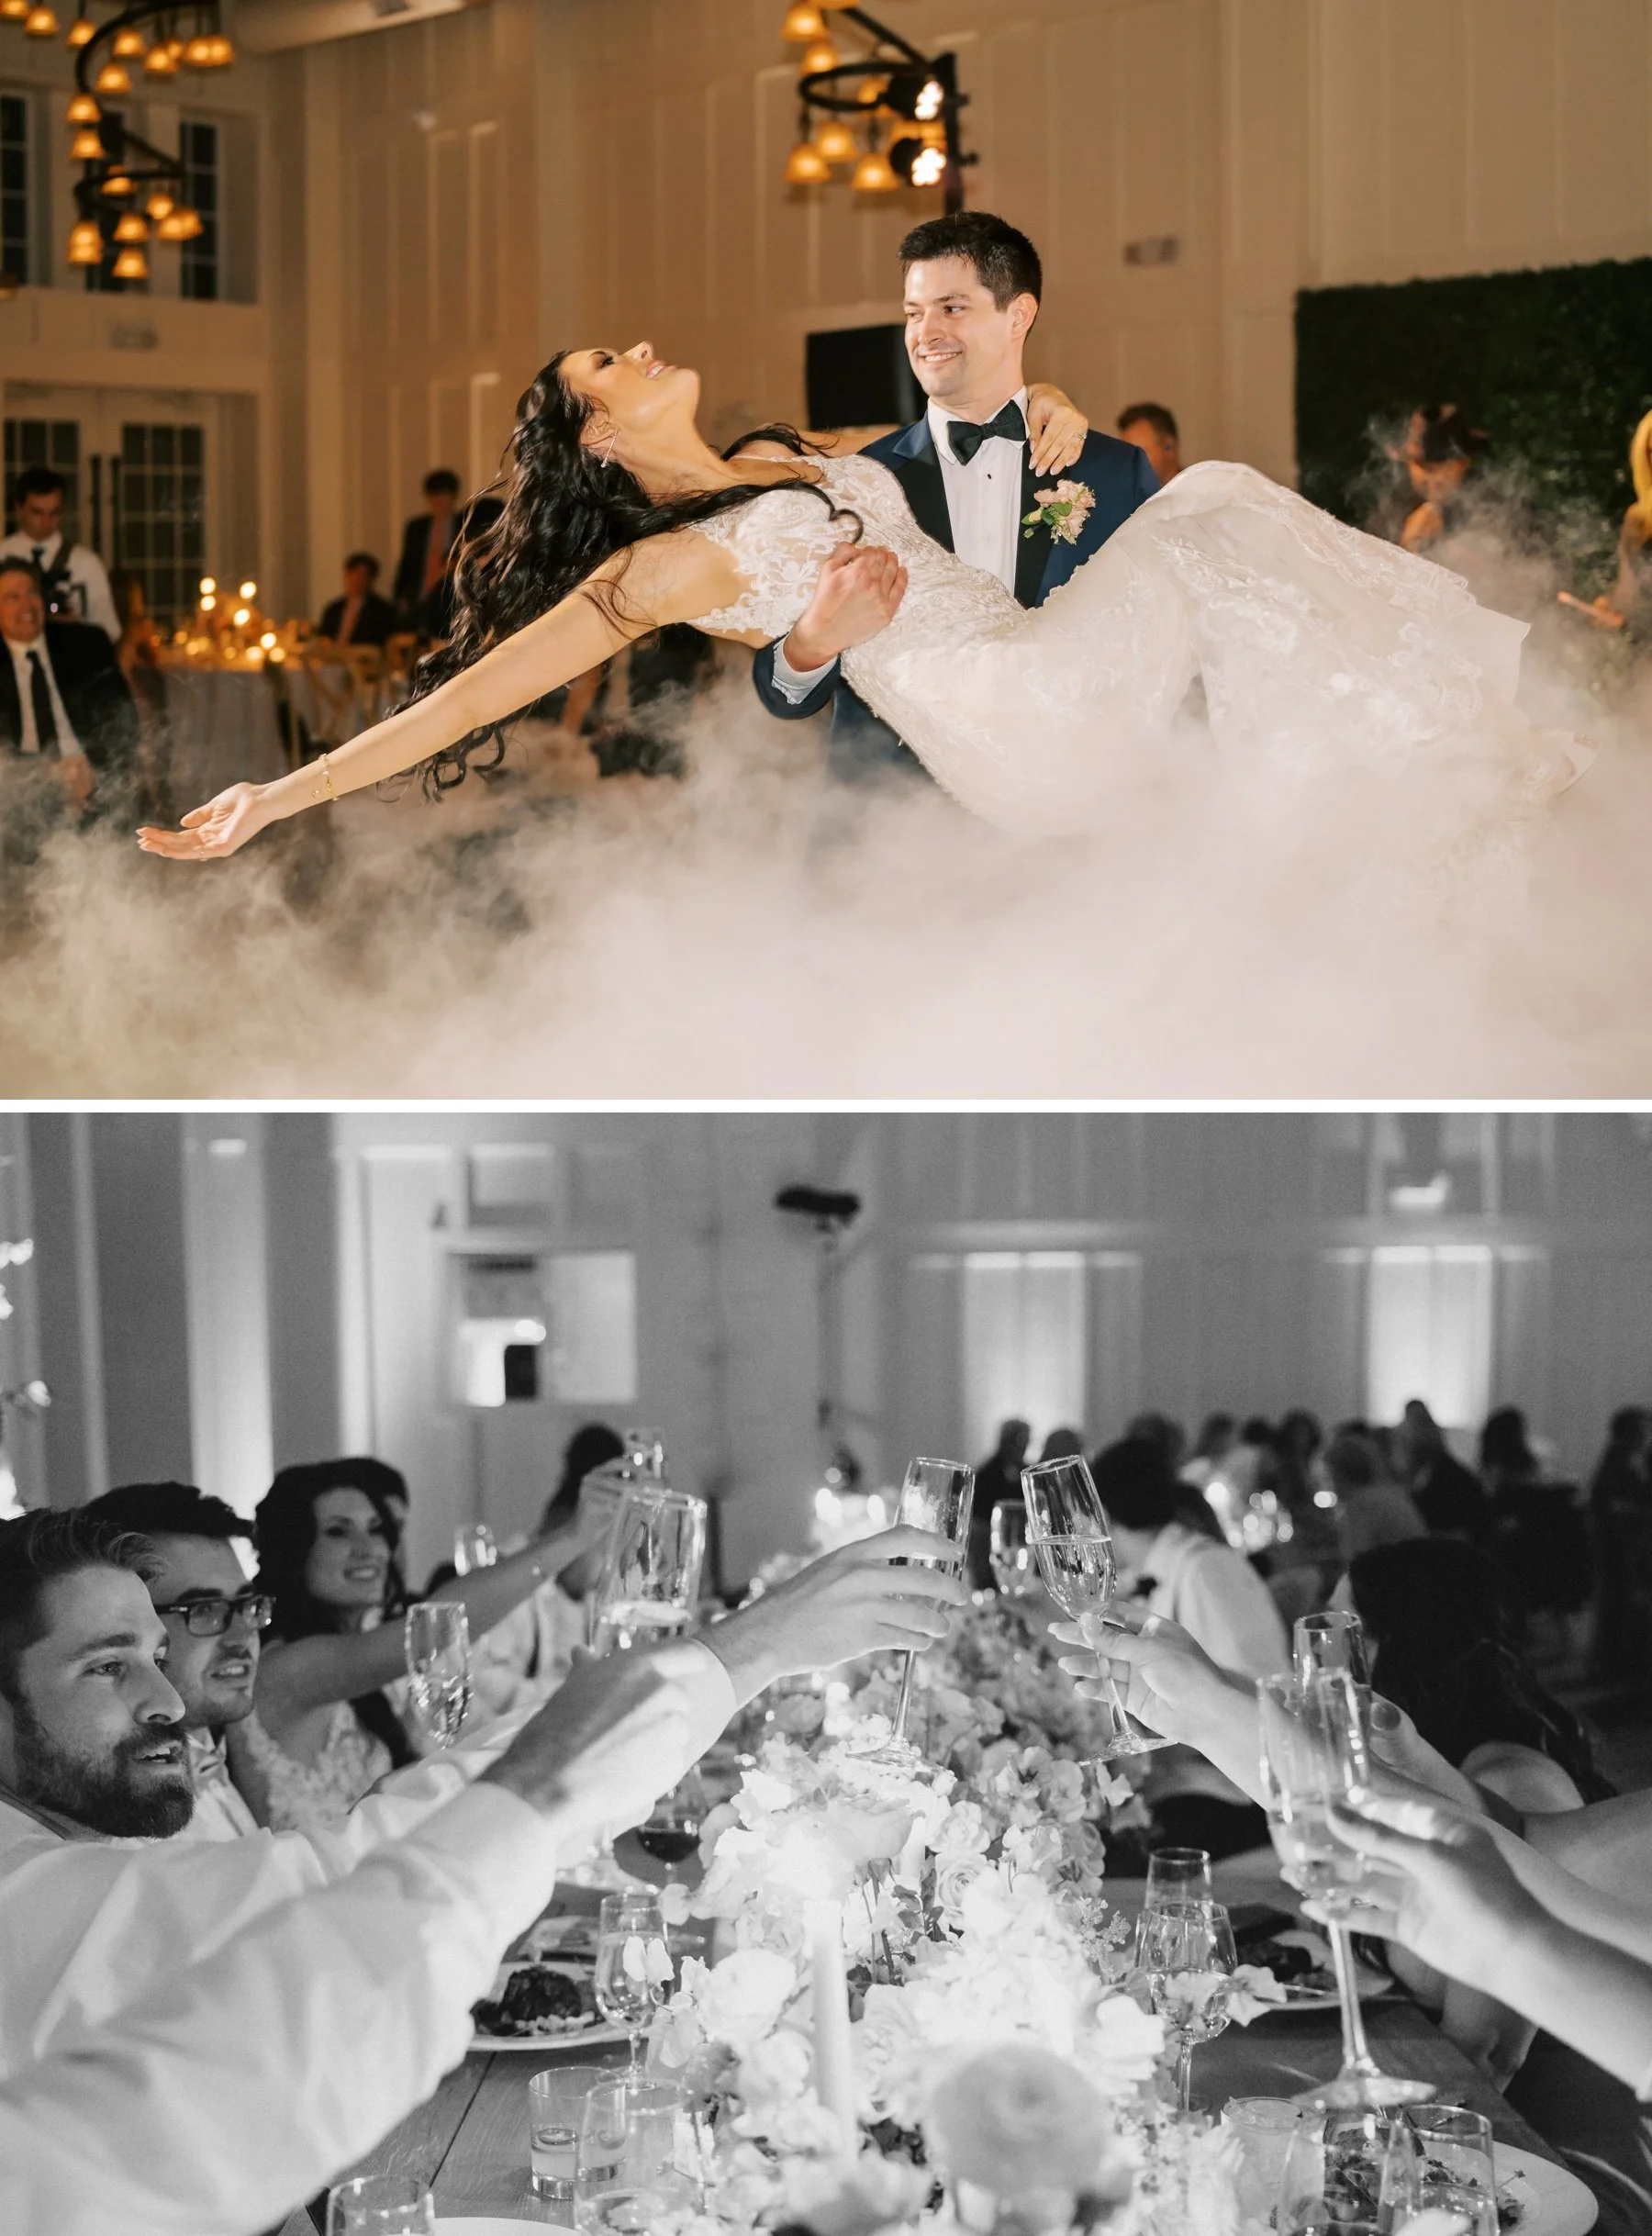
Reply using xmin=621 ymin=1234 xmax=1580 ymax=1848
xmin=0 ymin=557 xmax=139 ymax=812
xmin=318 ymin=552 xmax=401 ymax=649
xmin=752 ymin=212 xmax=1159 ymax=784
xmin=393 ymin=469 xmax=463 ymax=635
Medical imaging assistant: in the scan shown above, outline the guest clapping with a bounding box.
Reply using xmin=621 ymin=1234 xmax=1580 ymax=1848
xmin=318 ymin=552 xmax=399 ymax=650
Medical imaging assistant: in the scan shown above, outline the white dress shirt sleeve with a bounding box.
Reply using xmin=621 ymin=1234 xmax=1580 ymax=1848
xmin=0 ymin=1783 xmax=558 ymax=2236
xmin=1173 ymin=1544 xmax=1291 ymax=1683
xmin=73 ymin=549 xmax=121 ymax=643
xmin=769 ymin=638 xmax=840 ymax=700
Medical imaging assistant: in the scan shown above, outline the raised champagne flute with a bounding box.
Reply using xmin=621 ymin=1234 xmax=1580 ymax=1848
xmin=402 ymin=1601 xmax=471 ymax=1749
xmin=1257 ymin=1669 xmax=1432 ymax=2109
xmin=1022 ymin=1454 xmax=1168 ymax=1761
xmin=1295 ymin=1609 xmax=1374 ymax=1709
xmin=886 ymin=1457 xmax=975 ymax=1752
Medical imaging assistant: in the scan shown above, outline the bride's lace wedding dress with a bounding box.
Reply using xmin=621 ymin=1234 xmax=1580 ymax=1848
xmin=688 ymin=455 xmax=1580 ymax=839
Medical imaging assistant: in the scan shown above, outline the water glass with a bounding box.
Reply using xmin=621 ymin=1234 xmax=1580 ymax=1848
xmin=1405 ymin=2107 xmax=1498 ymax=2236
xmin=596 ymin=1891 xmax=673 ymax=2072
xmin=529 ymin=2063 xmax=607 ymax=2204
xmin=1222 ymin=2098 xmax=1305 ymax=2227
xmin=1278 ymin=2108 xmax=1419 ymax=2236
xmin=1144 ymin=1846 xmax=1213 ymax=1911
xmin=1138 ymin=1898 xmax=1236 ymax=2112
xmin=988 ymin=1500 xmax=1035 ymax=1597
xmin=326 ymin=2173 xmax=435 ymax=2235
xmin=403 ymin=1601 xmax=472 ymax=1749
xmin=590 ymin=1485 xmax=708 ymax=1653
xmin=575 ymin=2076 xmax=703 ymax=2232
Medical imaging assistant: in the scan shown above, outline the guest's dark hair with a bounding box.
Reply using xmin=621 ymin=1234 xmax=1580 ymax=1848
xmin=541 ymin=1421 xmax=625 ymax=1533
xmin=1089 ymin=1437 xmax=1180 ymax=1534
xmin=409 ymin=356 xmax=859 ymax=794
xmin=423 ymin=468 xmax=462 ymax=497
xmin=84 ymin=1481 xmax=249 ymax=1545
xmin=0 ymin=1509 xmax=154 ymax=1699
xmin=1479 ymin=1406 xmax=1538 ymax=1481
xmin=899 ymin=211 xmax=1042 ymax=307
xmin=0 ymin=555 xmax=44 ymax=593
xmin=1349 ymin=1537 xmax=1612 ymax=1802
xmin=11 ymin=465 xmax=66 ymax=502
xmin=1323 ymin=1433 xmax=1379 ymax=1493
xmin=254 ymin=1462 xmax=414 ymax=1769
xmin=344 ymin=551 xmax=380 ymax=578
xmin=1118 ymin=401 xmax=1178 ymax=442
xmin=1416 ymin=404 xmax=1487 ymax=466
xmin=1189 ymin=1411 xmax=1236 ymax=1460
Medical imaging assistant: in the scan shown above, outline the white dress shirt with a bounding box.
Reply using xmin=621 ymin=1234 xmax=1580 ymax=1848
xmin=6 ymin=634 xmax=86 ymax=759
xmin=771 ymin=386 xmax=1030 ymax=701
xmin=0 ymin=1781 xmax=561 ymax=2236
xmin=0 ymin=1639 xmax=739 ymax=2074
xmin=0 ymin=529 xmax=120 ymax=641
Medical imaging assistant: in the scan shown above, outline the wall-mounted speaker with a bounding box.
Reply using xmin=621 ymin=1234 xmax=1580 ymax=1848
xmin=806 ymin=324 xmax=921 ymax=430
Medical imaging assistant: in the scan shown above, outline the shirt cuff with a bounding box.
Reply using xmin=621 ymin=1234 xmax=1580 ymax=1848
xmin=770 ymin=641 xmax=839 ymax=699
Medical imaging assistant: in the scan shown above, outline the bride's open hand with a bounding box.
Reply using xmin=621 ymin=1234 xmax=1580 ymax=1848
xmin=137 ymin=781 xmax=276 ymax=861
xmin=1025 ymin=384 xmax=1088 ymax=476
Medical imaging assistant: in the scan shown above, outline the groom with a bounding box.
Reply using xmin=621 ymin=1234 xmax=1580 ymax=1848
xmin=752 ymin=210 xmax=1160 ymax=783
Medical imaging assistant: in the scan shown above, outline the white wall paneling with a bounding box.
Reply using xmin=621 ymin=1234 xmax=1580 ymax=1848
xmin=181 ymin=1116 xmax=274 ymax=1521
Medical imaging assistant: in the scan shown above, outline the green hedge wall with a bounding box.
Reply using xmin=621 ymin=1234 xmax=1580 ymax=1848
xmin=1295 ymin=257 xmax=1652 ymax=540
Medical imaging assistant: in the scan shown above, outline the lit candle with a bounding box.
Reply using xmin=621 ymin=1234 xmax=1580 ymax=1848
xmin=806 ymin=1896 xmax=856 ymax=2158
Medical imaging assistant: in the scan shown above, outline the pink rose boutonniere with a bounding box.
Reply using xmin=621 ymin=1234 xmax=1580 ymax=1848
xmin=1022 ymin=478 xmax=1095 ymax=545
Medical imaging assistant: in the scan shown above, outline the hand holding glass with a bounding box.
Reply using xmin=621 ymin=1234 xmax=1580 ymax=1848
xmin=1022 ymin=1454 xmax=1166 ymax=1761
xmin=403 ymin=1601 xmax=471 ymax=1749
xmin=590 ymin=1485 xmax=707 ymax=1653
xmin=887 ymin=1457 xmax=974 ymax=1749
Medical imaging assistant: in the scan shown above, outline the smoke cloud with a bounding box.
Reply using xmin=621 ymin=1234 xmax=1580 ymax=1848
xmin=2 ymin=552 xmax=1650 ymax=1098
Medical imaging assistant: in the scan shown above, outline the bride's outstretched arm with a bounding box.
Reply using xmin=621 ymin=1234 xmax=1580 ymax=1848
xmin=137 ymin=530 xmax=742 ymax=859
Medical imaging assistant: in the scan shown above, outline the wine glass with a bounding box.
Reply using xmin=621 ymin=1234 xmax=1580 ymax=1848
xmin=633 ymin=1763 xmax=709 ymax=1870
xmin=886 ymin=1457 xmax=974 ymax=1751
xmin=988 ymin=1500 xmax=1036 ymax=1598
xmin=589 ymin=1485 xmax=708 ymax=1653
xmin=575 ymin=2075 xmax=702 ymax=2233
xmin=403 ymin=1602 xmax=471 ymax=1749
xmin=326 ymin=2173 xmax=435 ymax=2235
xmin=1295 ymin=1610 xmax=1374 ymax=1717
xmin=595 ymin=1891 xmax=673 ymax=2074
xmin=1256 ymin=1670 xmax=1432 ymax=2110
xmin=1136 ymin=1845 xmax=1213 ymax=1959
xmin=1278 ymin=2108 xmax=1422 ymax=2236
xmin=452 ymin=1520 xmax=497 ymax=1574
xmin=1138 ymin=1898 xmax=1237 ymax=2113
xmin=1021 ymin=1454 xmax=1167 ymax=1761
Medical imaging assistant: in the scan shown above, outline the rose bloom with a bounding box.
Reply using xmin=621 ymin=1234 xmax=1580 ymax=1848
xmin=933 ymin=1800 xmax=993 ymax=1859
xmin=926 ymin=2042 xmax=1112 ymax=2197
xmin=690 ymin=1946 xmax=798 ymax=2056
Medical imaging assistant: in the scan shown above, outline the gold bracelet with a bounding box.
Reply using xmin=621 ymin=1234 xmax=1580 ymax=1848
xmin=312 ymin=751 xmax=337 ymax=804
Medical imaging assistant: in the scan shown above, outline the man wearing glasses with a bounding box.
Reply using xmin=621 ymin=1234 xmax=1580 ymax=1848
xmin=80 ymin=1482 xmax=272 ymax=1839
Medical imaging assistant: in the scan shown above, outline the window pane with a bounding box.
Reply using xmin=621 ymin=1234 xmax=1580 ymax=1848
xmin=1366 ymin=1245 xmax=1493 ymax=1431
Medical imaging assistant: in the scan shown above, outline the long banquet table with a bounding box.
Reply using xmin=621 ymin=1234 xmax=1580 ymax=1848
xmin=277 ymin=1849 xmax=1577 ymax=2233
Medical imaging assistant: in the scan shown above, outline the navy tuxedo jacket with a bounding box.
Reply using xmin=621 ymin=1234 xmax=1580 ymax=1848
xmin=750 ymin=418 xmax=1159 ymax=781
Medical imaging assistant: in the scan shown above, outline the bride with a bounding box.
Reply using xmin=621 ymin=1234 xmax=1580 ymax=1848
xmin=138 ymin=343 xmax=1582 ymax=861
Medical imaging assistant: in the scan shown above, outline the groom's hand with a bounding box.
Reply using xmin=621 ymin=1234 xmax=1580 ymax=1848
xmin=783 ymin=544 xmax=908 ymax=671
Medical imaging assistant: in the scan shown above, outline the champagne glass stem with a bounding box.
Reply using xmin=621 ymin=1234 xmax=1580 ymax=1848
xmin=1329 ymin=1919 xmax=1376 ymax=2076
xmin=1174 ymin=2034 xmax=1195 ymax=2115
xmin=629 ymin=2025 xmax=645 ymax=2075
xmin=890 ymin=1648 xmax=917 ymax=1744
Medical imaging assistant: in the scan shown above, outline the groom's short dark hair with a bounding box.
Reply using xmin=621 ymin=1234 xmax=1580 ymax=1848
xmin=899 ymin=212 xmax=1042 ymax=308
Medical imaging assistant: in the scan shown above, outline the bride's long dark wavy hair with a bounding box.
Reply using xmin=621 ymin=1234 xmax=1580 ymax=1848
xmin=408 ymin=352 xmax=860 ymax=795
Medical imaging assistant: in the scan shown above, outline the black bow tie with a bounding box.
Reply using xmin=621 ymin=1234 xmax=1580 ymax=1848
xmin=946 ymin=402 xmax=1027 ymax=465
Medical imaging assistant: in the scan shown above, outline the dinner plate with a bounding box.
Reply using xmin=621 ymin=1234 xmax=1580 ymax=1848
xmin=468 ymin=1955 xmax=631 ymax=2054
xmin=1250 ymin=1927 xmax=1391 ymax=2011
xmin=435 ymin=2221 xmax=575 ymax=2233
xmin=1496 ymin=2143 xmax=1598 ymax=2236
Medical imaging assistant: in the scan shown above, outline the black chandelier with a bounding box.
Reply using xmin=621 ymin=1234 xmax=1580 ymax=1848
xmin=779 ymin=4 xmax=976 ymax=215
xmin=4 ymin=0 xmax=237 ymax=281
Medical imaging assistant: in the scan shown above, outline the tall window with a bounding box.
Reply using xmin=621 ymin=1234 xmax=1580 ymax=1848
xmin=115 ymin=420 xmax=205 ymax=629
xmin=960 ymin=1251 xmax=1087 ymax=1459
xmin=1 ymin=92 xmax=28 ymax=285
xmin=179 ymin=118 xmax=218 ymax=301
xmin=1366 ymin=1245 xmax=1493 ymax=1430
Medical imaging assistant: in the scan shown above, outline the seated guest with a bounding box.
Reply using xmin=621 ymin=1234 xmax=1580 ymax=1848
xmin=0 ymin=558 xmax=139 ymax=809
xmin=970 ymin=1416 xmax=1032 ymax=1590
xmin=1396 ymin=1397 xmax=1490 ymax=1538
xmin=1092 ymin=1435 xmax=1289 ymax=1856
xmin=1325 ymin=1430 xmax=1427 ymax=1565
xmin=1591 ymin=1404 xmax=1652 ymax=1686
xmin=80 ymin=1481 xmax=267 ymax=1839
xmin=229 ymin=1458 xmax=598 ymax=1831
xmin=0 ymin=1505 xmax=966 ymax=2081
xmin=1397 ymin=405 xmax=1488 ymax=553
xmin=1116 ymin=400 xmax=1179 ymax=486
xmin=318 ymin=551 xmax=400 ymax=650
xmin=0 ymin=465 xmax=119 ymax=640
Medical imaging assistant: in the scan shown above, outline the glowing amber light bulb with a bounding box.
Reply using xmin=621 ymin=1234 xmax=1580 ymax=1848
xmin=112 ymin=210 xmax=148 ymax=243
xmin=94 ymin=61 xmax=131 ymax=95
xmin=66 ymin=91 xmax=99 ymax=124
xmin=850 ymin=146 xmax=899 ymax=192
xmin=780 ymin=1 xmax=825 ymax=37
xmin=111 ymin=23 xmax=145 ymax=55
xmin=65 ymin=9 xmax=95 ymax=43
xmin=812 ymin=117 xmax=857 ymax=163
xmin=24 ymin=6 xmax=61 ymax=39
xmin=66 ymin=219 xmax=103 ymax=264
xmin=69 ymin=129 xmax=103 ymax=160
xmin=111 ymin=244 xmax=148 ymax=281
xmin=782 ymin=138 xmax=832 ymax=185
xmin=143 ymin=41 xmax=177 ymax=73
xmin=798 ymin=37 xmax=837 ymax=74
